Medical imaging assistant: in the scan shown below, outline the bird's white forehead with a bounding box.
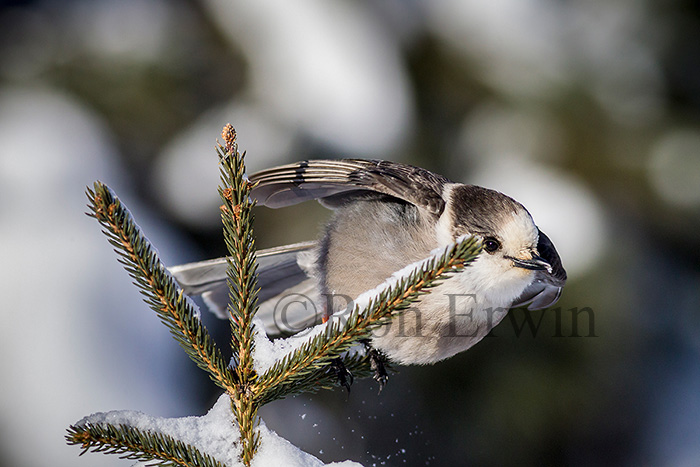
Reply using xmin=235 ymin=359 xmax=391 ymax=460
xmin=499 ymin=209 xmax=539 ymax=251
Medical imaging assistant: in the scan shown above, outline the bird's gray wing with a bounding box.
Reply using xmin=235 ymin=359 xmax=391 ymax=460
xmin=249 ymin=159 xmax=451 ymax=216
xmin=512 ymin=230 xmax=567 ymax=310
xmin=169 ymin=241 xmax=322 ymax=336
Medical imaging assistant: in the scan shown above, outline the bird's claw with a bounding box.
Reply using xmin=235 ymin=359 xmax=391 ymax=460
xmin=366 ymin=344 xmax=389 ymax=393
xmin=331 ymin=358 xmax=354 ymax=393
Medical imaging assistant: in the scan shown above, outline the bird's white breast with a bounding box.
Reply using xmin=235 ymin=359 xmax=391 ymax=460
xmin=370 ymin=254 xmax=534 ymax=365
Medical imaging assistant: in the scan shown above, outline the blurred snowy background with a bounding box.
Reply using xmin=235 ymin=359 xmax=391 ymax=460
xmin=1 ymin=0 xmax=699 ymax=466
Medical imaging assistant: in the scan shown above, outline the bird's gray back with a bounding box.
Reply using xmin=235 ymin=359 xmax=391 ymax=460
xmin=318 ymin=199 xmax=436 ymax=309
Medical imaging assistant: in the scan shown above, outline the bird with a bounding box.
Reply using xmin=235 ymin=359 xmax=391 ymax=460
xmin=170 ymin=159 xmax=566 ymax=380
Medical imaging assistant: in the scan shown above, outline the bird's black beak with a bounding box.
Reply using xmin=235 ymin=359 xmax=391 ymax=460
xmin=511 ymin=254 xmax=552 ymax=273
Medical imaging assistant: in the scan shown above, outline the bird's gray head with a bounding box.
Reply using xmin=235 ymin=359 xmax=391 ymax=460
xmin=438 ymin=184 xmax=552 ymax=282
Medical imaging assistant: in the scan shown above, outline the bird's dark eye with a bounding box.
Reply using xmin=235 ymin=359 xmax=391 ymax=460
xmin=483 ymin=237 xmax=501 ymax=253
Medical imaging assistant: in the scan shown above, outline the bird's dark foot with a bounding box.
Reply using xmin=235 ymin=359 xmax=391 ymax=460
xmin=364 ymin=343 xmax=388 ymax=393
xmin=331 ymin=357 xmax=354 ymax=393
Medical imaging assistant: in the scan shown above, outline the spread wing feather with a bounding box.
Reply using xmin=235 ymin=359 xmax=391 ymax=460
xmin=169 ymin=241 xmax=320 ymax=336
xmin=250 ymin=159 xmax=450 ymax=216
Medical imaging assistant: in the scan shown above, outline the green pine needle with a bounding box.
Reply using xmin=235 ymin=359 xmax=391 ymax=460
xmin=218 ymin=124 xmax=261 ymax=464
xmin=217 ymin=134 xmax=259 ymax=382
xmin=256 ymin=235 xmax=482 ymax=403
xmin=85 ymin=182 xmax=236 ymax=393
xmin=66 ymin=422 xmax=226 ymax=467
xmin=257 ymin=352 xmax=392 ymax=406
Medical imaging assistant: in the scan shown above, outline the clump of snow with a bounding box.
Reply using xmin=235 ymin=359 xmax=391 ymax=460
xmin=78 ymin=394 xmax=240 ymax=466
xmin=251 ymin=316 xmax=359 ymax=374
xmin=251 ymin=320 xmax=304 ymax=373
xmin=76 ymin=393 xmax=363 ymax=466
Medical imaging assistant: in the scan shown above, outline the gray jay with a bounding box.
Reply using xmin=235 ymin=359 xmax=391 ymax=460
xmin=171 ymin=159 xmax=566 ymax=370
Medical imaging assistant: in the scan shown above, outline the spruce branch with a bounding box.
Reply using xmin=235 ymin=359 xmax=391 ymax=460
xmin=66 ymin=423 xmax=226 ymax=467
xmin=255 ymin=236 xmax=482 ymax=404
xmin=257 ymin=352 xmax=388 ymax=406
xmin=218 ymin=124 xmax=259 ymax=384
xmin=218 ymin=124 xmax=261 ymax=465
xmin=85 ymin=183 xmax=236 ymax=393
xmin=70 ymin=124 xmax=485 ymax=467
